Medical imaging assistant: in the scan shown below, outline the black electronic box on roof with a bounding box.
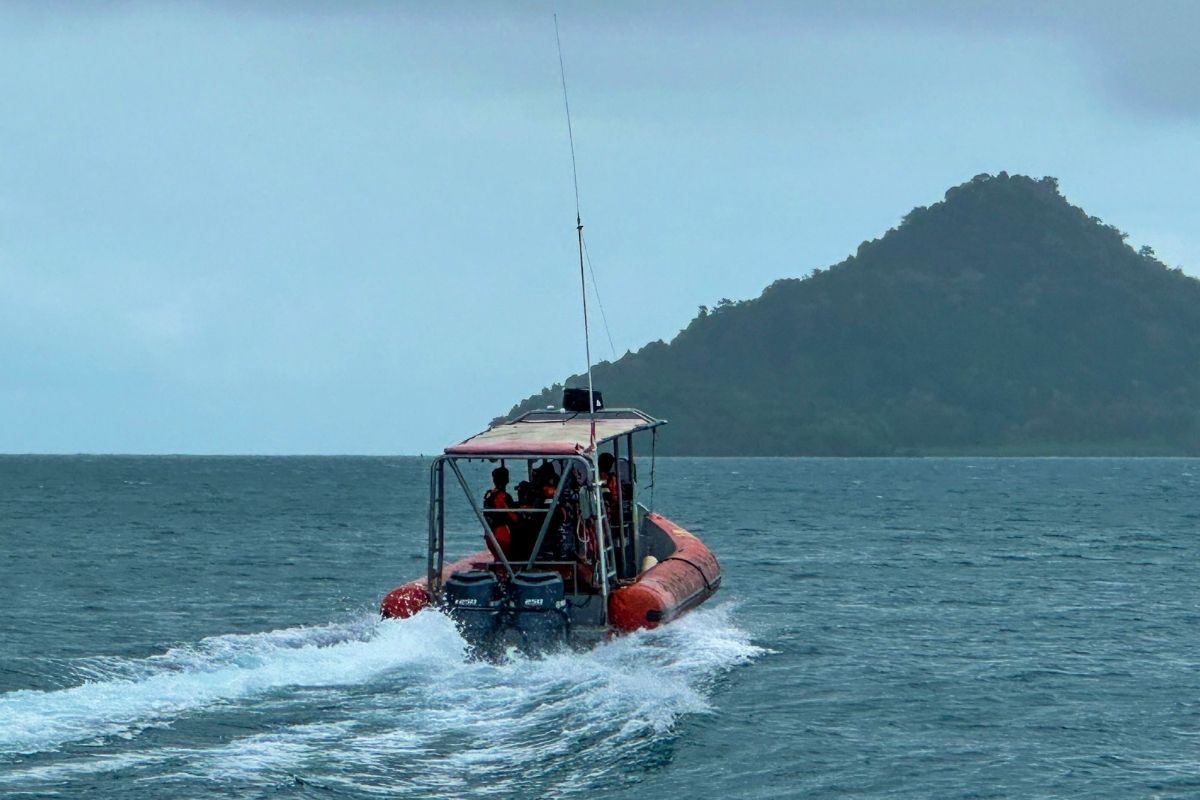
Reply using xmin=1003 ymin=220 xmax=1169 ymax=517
xmin=562 ymin=388 xmax=604 ymax=413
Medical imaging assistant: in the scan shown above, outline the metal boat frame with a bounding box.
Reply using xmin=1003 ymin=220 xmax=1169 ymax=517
xmin=426 ymin=408 xmax=664 ymax=630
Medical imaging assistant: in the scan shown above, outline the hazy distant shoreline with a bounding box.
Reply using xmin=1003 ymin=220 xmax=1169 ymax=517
xmin=2 ymin=450 xmax=1196 ymax=458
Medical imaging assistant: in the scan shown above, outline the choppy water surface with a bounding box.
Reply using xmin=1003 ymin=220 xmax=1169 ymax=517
xmin=2 ymin=457 xmax=1199 ymax=798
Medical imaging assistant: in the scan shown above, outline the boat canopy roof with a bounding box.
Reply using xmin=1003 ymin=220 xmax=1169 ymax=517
xmin=444 ymin=409 xmax=665 ymax=457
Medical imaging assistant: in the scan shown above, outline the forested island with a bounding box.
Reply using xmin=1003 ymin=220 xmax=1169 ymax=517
xmin=503 ymin=173 xmax=1200 ymax=455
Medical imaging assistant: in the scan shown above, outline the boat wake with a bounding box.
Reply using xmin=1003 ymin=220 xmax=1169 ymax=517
xmin=0 ymin=604 xmax=762 ymax=797
xmin=0 ymin=612 xmax=464 ymax=757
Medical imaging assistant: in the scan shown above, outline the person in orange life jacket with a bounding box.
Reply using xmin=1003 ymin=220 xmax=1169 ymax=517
xmin=512 ymin=471 xmax=546 ymax=561
xmin=597 ymin=453 xmax=619 ymax=499
xmin=482 ymin=467 xmax=517 ymax=559
xmin=531 ymin=460 xmax=572 ymax=560
xmin=535 ymin=461 xmax=562 ymax=539
xmin=532 ymin=460 xmax=559 ymax=500
xmin=598 ymin=452 xmax=623 ymax=527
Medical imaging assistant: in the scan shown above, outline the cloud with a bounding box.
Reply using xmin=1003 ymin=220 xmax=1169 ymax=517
xmin=8 ymin=1 xmax=1200 ymax=118
xmin=809 ymin=0 xmax=1200 ymax=119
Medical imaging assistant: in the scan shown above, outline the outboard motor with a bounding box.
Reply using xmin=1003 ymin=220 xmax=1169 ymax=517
xmin=444 ymin=571 xmax=503 ymax=648
xmin=510 ymin=572 xmax=568 ymax=653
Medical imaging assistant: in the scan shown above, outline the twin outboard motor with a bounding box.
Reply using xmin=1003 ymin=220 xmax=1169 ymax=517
xmin=510 ymin=572 xmax=568 ymax=653
xmin=444 ymin=571 xmax=504 ymax=647
xmin=443 ymin=570 xmax=567 ymax=657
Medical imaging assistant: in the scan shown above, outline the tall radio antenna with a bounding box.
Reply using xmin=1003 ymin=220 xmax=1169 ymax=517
xmin=554 ymin=13 xmax=596 ymax=448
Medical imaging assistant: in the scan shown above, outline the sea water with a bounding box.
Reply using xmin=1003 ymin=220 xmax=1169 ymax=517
xmin=1 ymin=456 xmax=1199 ymax=798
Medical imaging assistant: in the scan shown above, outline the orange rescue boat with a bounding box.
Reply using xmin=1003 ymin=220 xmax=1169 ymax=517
xmin=380 ymin=394 xmax=720 ymax=655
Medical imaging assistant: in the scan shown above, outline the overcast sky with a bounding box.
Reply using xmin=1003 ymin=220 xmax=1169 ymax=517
xmin=3 ymin=1 xmax=1199 ymax=454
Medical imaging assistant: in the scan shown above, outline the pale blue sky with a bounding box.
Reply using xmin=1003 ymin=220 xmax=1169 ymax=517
xmin=2 ymin=2 xmax=1198 ymax=454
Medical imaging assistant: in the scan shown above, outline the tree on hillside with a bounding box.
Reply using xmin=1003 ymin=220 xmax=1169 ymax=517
xmin=501 ymin=173 xmax=1200 ymax=455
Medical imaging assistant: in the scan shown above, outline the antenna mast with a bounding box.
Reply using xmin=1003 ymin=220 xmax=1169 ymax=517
xmin=555 ymin=15 xmax=611 ymax=604
xmin=554 ymin=13 xmax=596 ymax=448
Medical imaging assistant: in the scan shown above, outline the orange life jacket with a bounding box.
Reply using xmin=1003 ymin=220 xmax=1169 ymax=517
xmin=483 ymin=488 xmax=516 ymax=554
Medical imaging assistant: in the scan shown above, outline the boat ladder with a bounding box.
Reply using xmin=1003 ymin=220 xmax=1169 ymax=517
xmin=599 ymin=508 xmax=619 ymax=586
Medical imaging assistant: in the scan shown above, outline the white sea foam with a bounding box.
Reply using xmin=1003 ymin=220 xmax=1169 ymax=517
xmin=0 ymin=604 xmax=763 ymax=796
xmin=0 ymin=610 xmax=465 ymax=756
xmin=190 ymin=722 xmax=355 ymax=781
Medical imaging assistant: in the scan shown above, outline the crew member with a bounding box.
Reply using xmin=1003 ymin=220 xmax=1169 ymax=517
xmin=599 ymin=451 xmax=624 ymax=525
xmin=530 ymin=460 xmax=569 ymax=561
xmin=598 ymin=452 xmax=620 ymax=499
xmin=533 ymin=460 xmax=560 ymax=500
xmin=482 ymin=466 xmax=517 ymax=560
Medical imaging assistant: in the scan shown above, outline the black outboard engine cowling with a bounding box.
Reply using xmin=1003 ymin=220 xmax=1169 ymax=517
xmin=444 ymin=571 xmax=503 ymax=646
xmin=510 ymin=572 xmax=568 ymax=653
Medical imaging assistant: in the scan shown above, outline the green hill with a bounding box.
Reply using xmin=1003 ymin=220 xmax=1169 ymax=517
xmin=504 ymin=173 xmax=1200 ymax=455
